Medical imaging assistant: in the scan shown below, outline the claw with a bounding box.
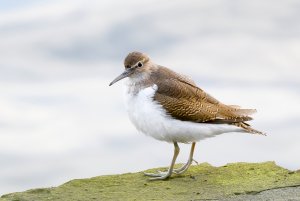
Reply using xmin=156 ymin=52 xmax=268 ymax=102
xmin=148 ymin=174 xmax=171 ymax=180
xmin=144 ymin=170 xmax=168 ymax=177
xmin=143 ymin=172 xmax=161 ymax=177
xmin=144 ymin=171 xmax=171 ymax=180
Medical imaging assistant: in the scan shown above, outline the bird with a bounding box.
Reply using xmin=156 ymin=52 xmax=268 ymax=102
xmin=109 ymin=51 xmax=264 ymax=180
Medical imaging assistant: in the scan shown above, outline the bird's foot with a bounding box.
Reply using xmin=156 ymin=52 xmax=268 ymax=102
xmin=143 ymin=170 xmax=172 ymax=180
xmin=173 ymin=159 xmax=198 ymax=175
xmin=173 ymin=165 xmax=189 ymax=174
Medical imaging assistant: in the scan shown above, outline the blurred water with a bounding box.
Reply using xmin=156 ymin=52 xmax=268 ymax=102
xmin=0 ymin=0 xmax=300 ymax=195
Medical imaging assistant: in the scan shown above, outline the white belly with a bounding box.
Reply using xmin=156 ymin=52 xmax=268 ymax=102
xmin=124 ymin=84 xmax=244 ymax=143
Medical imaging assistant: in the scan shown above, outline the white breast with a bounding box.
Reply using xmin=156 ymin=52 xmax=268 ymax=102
xmin=124 ymin=84 xmax=245 ymax=143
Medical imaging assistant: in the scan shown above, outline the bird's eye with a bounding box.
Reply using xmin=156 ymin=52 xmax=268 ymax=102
xmin=137 ymin=62 xmax=143 ymax=67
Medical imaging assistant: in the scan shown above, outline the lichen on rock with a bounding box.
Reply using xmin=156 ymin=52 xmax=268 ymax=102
xmin=1 ymin=162 xmax=300 ymax=201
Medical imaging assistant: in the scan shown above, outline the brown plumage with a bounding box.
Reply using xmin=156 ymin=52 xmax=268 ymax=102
xmin=148 ymin=66 xmax=264 ymax=135
xmin=124 ymin=52 xmax=149 ymax=68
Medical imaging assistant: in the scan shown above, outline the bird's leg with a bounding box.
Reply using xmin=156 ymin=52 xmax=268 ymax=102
xmin=173 ymin=142 xmax=196 ymax=174
xmin=144 ymin=142 xmax=180 ymax=180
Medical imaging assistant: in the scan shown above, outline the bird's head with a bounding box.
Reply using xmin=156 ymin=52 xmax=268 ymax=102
xmin=109 ymin=52 xmax=151 ymax=86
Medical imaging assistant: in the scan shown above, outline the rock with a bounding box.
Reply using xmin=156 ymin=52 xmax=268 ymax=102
xmin=1 ymin=162 xmax=300 ymax=201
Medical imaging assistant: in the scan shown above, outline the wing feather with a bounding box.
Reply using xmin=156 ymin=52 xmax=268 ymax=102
xmin=151 ymin=67 xmax=256 ymax=124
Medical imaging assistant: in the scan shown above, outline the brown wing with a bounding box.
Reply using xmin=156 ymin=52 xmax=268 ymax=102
xmin=151 ymin=67 xmax=256 ymax=124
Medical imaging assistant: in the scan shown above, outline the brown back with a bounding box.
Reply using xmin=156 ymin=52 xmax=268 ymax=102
xmin=151 ymin=66 xmax=256 ymax=124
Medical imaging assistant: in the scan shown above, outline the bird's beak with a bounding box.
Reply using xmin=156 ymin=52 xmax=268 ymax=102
xmin=109 ymin=68 xmax=134 ymax=86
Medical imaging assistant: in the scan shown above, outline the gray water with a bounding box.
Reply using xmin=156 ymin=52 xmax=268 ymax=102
xmin=0 ymin=0 xmax=300 ymax=195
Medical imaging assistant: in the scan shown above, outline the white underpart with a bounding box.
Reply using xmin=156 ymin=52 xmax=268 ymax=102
xmin=124 ymin=83 xmax=245 ymax=143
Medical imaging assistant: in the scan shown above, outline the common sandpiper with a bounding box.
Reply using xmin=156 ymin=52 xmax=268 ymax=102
xmin=109 ymin=51 xmax=264 ymax=180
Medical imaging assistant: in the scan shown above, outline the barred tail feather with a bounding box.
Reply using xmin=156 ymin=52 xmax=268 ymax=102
xmin=233 ymin=108 xmax=257 ymax=116
xmin=232 ymin=122 xmax=266 ymax=136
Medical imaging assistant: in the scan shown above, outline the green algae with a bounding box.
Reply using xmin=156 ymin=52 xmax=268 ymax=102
xmin=1 ymin=162 xmax=300 ymax=201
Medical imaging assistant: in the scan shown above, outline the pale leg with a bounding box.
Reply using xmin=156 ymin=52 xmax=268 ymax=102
xmin=173 ymin=142 xmax=196 ymax=174
xmin=144 ymin=142 xmax=180 ymax=180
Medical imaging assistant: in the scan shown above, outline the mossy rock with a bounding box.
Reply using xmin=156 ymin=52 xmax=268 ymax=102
xmin=1 ymin=162 xmax=300 ymax=201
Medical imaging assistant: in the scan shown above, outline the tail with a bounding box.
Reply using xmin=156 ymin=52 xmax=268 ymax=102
xmin=227 ymin=105 xmax=257 ymax=117
xmin=232 ymin=122 xmax=266 ymax=136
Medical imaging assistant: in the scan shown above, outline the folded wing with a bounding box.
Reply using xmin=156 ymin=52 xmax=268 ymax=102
xmin=152 ymin=67 xmax=257 ymax=124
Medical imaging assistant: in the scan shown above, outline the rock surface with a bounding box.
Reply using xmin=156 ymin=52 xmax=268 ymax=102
xmin=1 ymin=162 xmax=300 ymax=201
